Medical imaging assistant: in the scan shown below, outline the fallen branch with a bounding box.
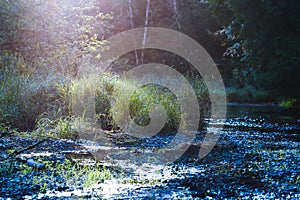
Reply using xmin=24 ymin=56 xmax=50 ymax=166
xmin=13 ymin=139 xmax=46 ymax=155
xmin=0 ymin=139 xmax=46 ymax=161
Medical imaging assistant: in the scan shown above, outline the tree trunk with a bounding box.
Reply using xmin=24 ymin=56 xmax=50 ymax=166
xmin=173 ymin=0 xmax=181 ymax=31
xmin=141 ymin=0 xmax=151 ymax=64
xmin=128 ymin=0 xmax=139 ymax=66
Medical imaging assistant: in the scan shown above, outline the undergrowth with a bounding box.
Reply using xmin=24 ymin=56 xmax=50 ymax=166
xmin=1 ymin=51 xmax=210 ymax=137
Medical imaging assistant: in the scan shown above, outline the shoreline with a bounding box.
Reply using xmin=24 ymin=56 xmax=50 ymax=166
xmin=227 ymin=102 xmax=277 ymax=107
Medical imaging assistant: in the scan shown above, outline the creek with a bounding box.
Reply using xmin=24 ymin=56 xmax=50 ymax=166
xmin=1 ymin=104 xmax=299 ymax=199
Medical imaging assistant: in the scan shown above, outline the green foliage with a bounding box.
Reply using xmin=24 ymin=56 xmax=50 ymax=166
xmin=279 ymin=98 xmax=297 ymax=109
xmin=50 ymin=160 xmax=112 ymax=187
xmin=209 ymin=0 xmax=300 ymax=101
xmin=0 ymin=0 xmax=112 ymax=73
xmin=0 ymin=160 xmax=20 ymax=175
xmin=226 ymin=87 xmax=272 ymax=103
xmin=83 ymin=166 xmax=111 ymax=187
xmin=1 ymin=57 xmax=209 ymax=133
xmin=0 ymin=0 xmax=113 ymax=130
xmin=0 ymin=123 xmax=9 ymax=133
xmin=128 ymin=84 xmax=181 ymax=132
xmin=95 ymin=73 xmax=116 ymax=115
xmin=71 ymin=74 xmax=183 ymax=133
xmin=69 ymin=73 xmax=207 ymax=133
xmin=0 ymin=67 xmax=25 ymax=127
xmin=0 ymin=51 xmax=71 ymax=130
xmin=33 ymin=116 xmax=77 ymax=139
xmin=1 ymin=158 xmax=112 ymax=193
xmin=0 ymin=0 xmax=214 ymax=133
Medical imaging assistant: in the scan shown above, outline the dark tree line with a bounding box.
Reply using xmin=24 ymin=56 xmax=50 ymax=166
xmin=209 ymin=0 xmax=300 ymax=103
xmin=1 ymin=0 xmax=298 ymax=105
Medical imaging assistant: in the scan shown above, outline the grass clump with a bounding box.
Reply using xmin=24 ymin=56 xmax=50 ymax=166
xmin=128 ymin=84 xmax=181 ymax=132
xmin=70 ymin=72 xmax=205 ymax=134
xmin=50 ymin=160 xmax=112 ymax=187
xmin=1 ymin=158 xmax=113 ymax=194
xmin=33 ymin=116 xmax=77 ymax=139
xmin=279 ymin=98 xmax=297 ymax=109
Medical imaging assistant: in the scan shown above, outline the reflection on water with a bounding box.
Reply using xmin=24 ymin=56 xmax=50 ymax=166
xmin=227 ymin=103 xmax=300 ymax=121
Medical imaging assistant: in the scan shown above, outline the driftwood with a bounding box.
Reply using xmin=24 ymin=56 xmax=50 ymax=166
xmin=0 ymin=139 xmax=46 ymax=161
xmin=13 ymin=139 xmax=46 ymax=155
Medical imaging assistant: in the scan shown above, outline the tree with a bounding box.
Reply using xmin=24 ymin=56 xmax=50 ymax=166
xmin=209 ymin=0 xmax=300 ymax=100
xmin=0 ymin=0 xmax=113 ymax=129
xmin=141 ymin=0 xmax=151 ymax=64
xmin=0 ymin=0 xmax=113 ymax=76
xmin=128 ymin=0 xmax=140 ymax=65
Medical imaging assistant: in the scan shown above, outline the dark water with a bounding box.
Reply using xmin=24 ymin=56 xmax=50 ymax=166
xmin=227 ymin=103 xmax=300 ymax=121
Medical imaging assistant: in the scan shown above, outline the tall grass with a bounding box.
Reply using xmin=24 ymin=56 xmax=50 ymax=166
xmin=1 ymin=51 xmax=210 ymax=136
xmin=0 ymin=51 xmax=70 ymax=131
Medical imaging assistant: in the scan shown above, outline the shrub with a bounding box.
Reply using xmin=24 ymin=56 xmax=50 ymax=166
xmin=128 ymin=84 xmax=181 ymax=133
xmin=0 ymin=52 xmax=30 ymax=129
xmin=0 ymin=68 xmax=26 ymax=127
xmin=0 ymin=51 xmax=70 ymax=130
xmin=110 ymin=74 xmax=208 ymax=133
xmin=68 ymin=72 xmax=210 ymax=134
